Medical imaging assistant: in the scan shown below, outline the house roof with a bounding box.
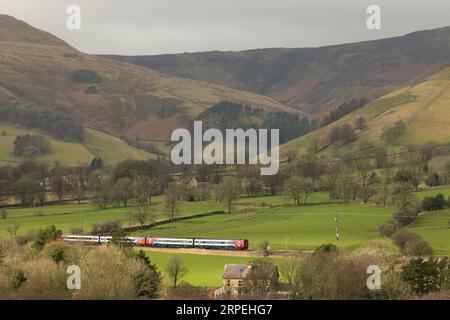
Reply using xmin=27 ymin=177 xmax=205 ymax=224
xmin=223 ymin=264 xmax=278 ymax=280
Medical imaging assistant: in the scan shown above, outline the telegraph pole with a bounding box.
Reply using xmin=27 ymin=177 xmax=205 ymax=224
xmin=335 ymin=214 xmax=339 ymax=240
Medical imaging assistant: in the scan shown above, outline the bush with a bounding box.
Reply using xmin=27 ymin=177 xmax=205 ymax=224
xmin=166 ymin=282 xmax=208 ymax=300
xmin=379 ymin=220 xmax=402 ymax=237
xmin=91 ymin=220 xmax=122 ymax=235
xmin=391 ymin=231 xmax=421 ymax=249
xmin=422 ymin=193 xmax=446 ymax=211
xmin=0 ymin=209 xmax=7 ymax=220
xmin=84 ymin=86 xmax=98 ymax=94
xmin=71 ymin=69 xmax=102 ymax=84
xmin=392 ymin=231 xmax=433 ymax=256
xmin=425 ymin=173 xmax=441 ymax=187
xmin=32 ymin=225 xmax=62 ymax=252
xmin=403 ymin=239 xmax=433 ymax=256
xmin=314 ymin=243 xmax=338 ymax=254
xmin=394 ymin=204 xmax=421 ymax=226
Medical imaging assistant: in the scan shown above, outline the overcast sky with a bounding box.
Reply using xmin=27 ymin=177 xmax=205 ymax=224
xmin=1 ymin=0 xmax=449 ymax=55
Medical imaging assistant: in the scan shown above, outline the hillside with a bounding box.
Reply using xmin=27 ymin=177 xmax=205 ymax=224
xmin=0 ymin=15 xmax=295 ymax=142
xmin=106 ymin=27 xmax=450 ymax=116
xmin=280 ymin=66 xmax=450 ymax=157
xmin=0 ymin=124 xmax=156 ymax=166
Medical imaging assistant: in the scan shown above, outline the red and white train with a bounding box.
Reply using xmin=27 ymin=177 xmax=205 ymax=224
xmin=58 ymin=234 xmax=249 ymax=250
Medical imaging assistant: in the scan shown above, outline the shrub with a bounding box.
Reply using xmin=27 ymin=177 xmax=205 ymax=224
xmin=32 ymin=225 xmax=62 ymax=252
xmin=84 ymin=86 xmax=98 ymax=94
xmin=425 ymin=173 xmax=441 ymax=187
xmin=314 ymin=243 xmax=338 ymax=254
xmin=391 ymin=231 xmax=421 ymax=249
xmin=394 ymin=204 xmax=421 ymax=226
xmin=91 ymin=220 xmax=122 ymax=235
xmin=71 ymin=69 xmax=102 ymax=84
xmin=379 ymin=220 xmax=402 ymax=237
xmin=76 ymin=245 xmax=146 ymax=299
xmin=401 ymin=258 xmax=441 ymax=295
xmin=403 ymin=239 xmax=433 ymax=256
xmin=259 ymin=240 xmax=271 ymax=257
xmin=422 ymin=193 xmax=446 ymax=211
xmin=392 ymin=231 xmax=433 ymax=256
xmin=167 ymin=282 xmax=208 ymax=300
xmin=0 ymin=209 xmax=7 ymax=220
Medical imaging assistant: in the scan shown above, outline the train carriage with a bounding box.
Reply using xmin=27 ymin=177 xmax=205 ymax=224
xmin=59 ymin=234 xmax=248 ymax=250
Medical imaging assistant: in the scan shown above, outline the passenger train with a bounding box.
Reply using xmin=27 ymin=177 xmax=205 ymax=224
xmin=58 ymin=234 xmax=249 ymax=250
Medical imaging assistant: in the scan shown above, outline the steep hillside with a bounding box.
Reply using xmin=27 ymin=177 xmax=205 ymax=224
xmin=0 ymin=15 xmax=295 ymax=141
xmin=106 ymin=27 xmax=450 ymax=116
xmin=280 ymin=66 xmax=450 ymax=157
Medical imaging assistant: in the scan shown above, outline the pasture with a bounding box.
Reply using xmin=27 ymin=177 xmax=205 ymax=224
xmin=144 ymin=251 xmax=289 ymax=287
xmin=0 ymin=200 xmax=222 ymax=237
xmin=133 ymin=202 xmax=396 ymax=251
xmin=408 ymin=209 xmax=450 ymax=256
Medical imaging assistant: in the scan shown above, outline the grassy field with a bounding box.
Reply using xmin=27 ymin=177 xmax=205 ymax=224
xmin=0 ymin=200 xmax=223 ymax=237
xmin=145 ymin=251 xmax=289 ymax=287
xmin=0 ymin=124 xmax=158 ymax=167
xmin=408 ymin=209 xmax=450 ymax=255
xmin=133 ymin=202 xmax=396 ymax=251
xmin=0 ymin=123 xmax=93 ymax=166
xmin=83 ymin=128 xmax=157 ymax=165
xmin=415 ymin=186 xmax=450 ymax=199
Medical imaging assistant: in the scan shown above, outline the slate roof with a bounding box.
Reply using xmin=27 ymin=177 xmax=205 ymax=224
xmin=223 ymin=264 xmax=278 ymax=279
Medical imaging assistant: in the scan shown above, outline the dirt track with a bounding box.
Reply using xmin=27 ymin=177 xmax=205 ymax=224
xmin=136 ymin=247 xmax=312 ymax=259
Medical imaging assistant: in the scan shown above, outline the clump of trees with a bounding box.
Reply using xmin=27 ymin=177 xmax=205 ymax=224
xmin=320 ymin=98 xmax=369 ymax=127
xmin=0 ymin=102 xmax=84 ymax=142
xmin=380 ymin=121 xmax=406 ymax=143
xmin=13 ymin=135 xmax=50 ymax=159
xmin=422 ymin=193 xmax=447 ymax=211
xmin=327 ymin=124 xmax=357 ymax=146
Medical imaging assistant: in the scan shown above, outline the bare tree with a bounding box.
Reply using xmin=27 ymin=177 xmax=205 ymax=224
xmin=165 ymin=256 xmax=188 ymax=288
xmin=215 ymin=177 xmax=241 ymax=214
xmin=7 ymin=223 xmax=20 ymax=237
xmin=128 ymin=199 xmax=153 ymax=228
xmin=163 ymin=182 xmax=184 ymax=221
xmin=283 ymin=176 xmax=314 ymax=206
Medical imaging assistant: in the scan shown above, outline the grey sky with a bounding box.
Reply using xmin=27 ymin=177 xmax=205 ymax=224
xmin=1 ymin=0 xmax=449 ymax=55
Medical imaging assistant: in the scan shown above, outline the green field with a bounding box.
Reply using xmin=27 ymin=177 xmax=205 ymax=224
xmin=408 ymin=209 xmax=450 ymax=255
xmin=133 ymin=203 xmax=396 ymax=251
xmin=0 ymin=200 xmax=223 ymax=237
xmin=0 ymin=123 xmax=93 ymax=166
xmin=415 ymin=186 xmax=450 ymax=199
xmin=0 ymin=124 xmax=157 ymax=167
xmin=145 ymin=251 xmax=289 ymax=287
xmin=83 ymin=128 xmax=157 ymax=165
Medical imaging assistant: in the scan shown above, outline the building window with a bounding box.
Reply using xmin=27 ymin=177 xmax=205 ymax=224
xmin=226 ymin=280 xmax=231 ymax=288
xmin=238 ymin=280 xmax=243 ymax=287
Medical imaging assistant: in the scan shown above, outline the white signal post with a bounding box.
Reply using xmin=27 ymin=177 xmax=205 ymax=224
xmin=335 ymin=214 xmax=340 ymax=240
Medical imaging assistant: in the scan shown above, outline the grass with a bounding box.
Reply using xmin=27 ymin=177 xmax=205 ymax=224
xmin=83 ymin=128 xmax=157 ymax=165
xmin=408 ymin=209 xmax=450 ymax=256
xmin=415 ymin=186 xmax=450 ymax=199
xmin=133 ymin=202 xmax=396 ymax=251
xmin=0 ymin=123 xmax=93 ymax=166
xmin=145 ymin=251 xmax=289 ymax=287
xmin=0 ymin=200 xmax=223 ymax=237
xmin=0 ymin=124 xmax=159 ymax=167
xmin=280 ymin=67 xmax=450 ymax=158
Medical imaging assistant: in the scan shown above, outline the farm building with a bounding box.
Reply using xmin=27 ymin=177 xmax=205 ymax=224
xmin=214 ymin=263 xmax=293 ymax=299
